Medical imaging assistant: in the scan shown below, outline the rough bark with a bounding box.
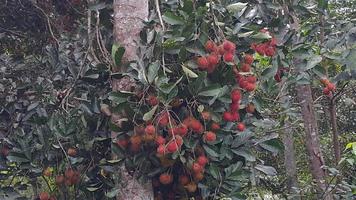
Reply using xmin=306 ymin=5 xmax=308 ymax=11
xmin=112 ymin=0 xmax=153 ymax=199
xmin=113 ymin=0 xmax=148 ymax=65
xmin=329 ymin=99 xmax=341 ymax=165
xmin=296 ymin=85 xmax=333 ymax=200
xmin=283 ymin=2 xmax=333 ymax=199
xmin=277 ymin=77 xmax=300 ymax=199
xmin=282 ymin=127 xmax=300 ymax=199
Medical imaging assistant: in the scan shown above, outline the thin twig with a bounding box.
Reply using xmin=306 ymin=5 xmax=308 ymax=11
xmin=274 ymin=80 xmax=288 ymax=102
xmin=96 ymin=10 xmax=111 ymax=64
xmin=32 ymin=3 xmax=59 ymax=46
xmin=263 ymin=120 xmax=301 ymax=134
xmin=56 ymin=135 xmax=72 ymax=168
xmin=60 ymin=9 xmax=93 ymax=110
xmin=209 ymin=0 xmax=225 ymax=40
xmin=0 ymin=27 xmax=26 ymax=38
xmin=95 ymin=11 xmax=105 ymax=61
xmin=154 ymin=0 xmax=168 ymax=75
xmin=155 ymin=0 xmax=165 ymax=31
xmin=313 ymin=94 xmax=324 ymax=104
xmin=65 ymin=0 xmax=85 ymax=16
xmin=73 ymin=97 xmax=91 ymax=102
xmin=7 ymin=174 xmax=16 ymax=187
xmin=332 ymin=81 xmax=349 ymax=101
xmin=321 ymin=165 xmax=346 ymax=199
xmin=95 ymin=10 xmax=111 ymax=64
xmin=209 ymin=0 xmax=219 ymax=40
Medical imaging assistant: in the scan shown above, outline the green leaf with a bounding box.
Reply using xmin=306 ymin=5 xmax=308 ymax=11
xmin=231 ymin=149 xmax=256 ymax=162
xmin=109 ymin=91 xmax=132 ymax=104
xmin=306 ymin=55 xmax=322 ymax=70
xmin=87 ymin=186 xmax=102 ymax=192
xmin=111 ymin=44 xmax=125 ymax=68
xmin=155 ymin=72 xmax=170 ymax=86
xmin=84 ymin=74 xmax=100 ymax=79
xmin=166 ymin=86 xmax=179 ymax=102
xmin=312 ymin=65 xmax=327 ymax=78
xmin=162 ymin=12 xmax=185 ymax=25
xmin=182 ymin=65 xmax=198 ymax=78
xmin=261 ymin=66 xmax=278 ymax=80
xmin=208 ymin=164 xmax=220 ymax=179
xmin=317 ymin=0 xmax=328 ymax=9
xmin=143 ymin=105 xmax=158 ymax=121
xmin=182 ymin=0 xmax=194 ymax=13
xmin=198 ymin=86 xmax=224 ymax=97
xmin=159 ymin=77 xmax=183 ymax=94
xmin=79 ymin=104 xmax=93 ymax=116
xmin=258 ymin=139 xmax=283 ymax=154
xmin=27 ymin=102 xmax=39 ymax=111
xmin=345 ymin=142 xmax=356 ymax=150
xmin=184 ymin=138 xmax=199 ymax=149
xmin=213 ymin=86 xmax=229 ymax=104
xmin=225 ymin=162 xmax=243 ymax=177
xmin=106 ymin=159 xmax=123 ymax=164
xmin=7 ymin=155 xmax=29 ymax=163
xmin=226 ymin=3 xmax=248 ymax=13
xmin=106 ymin=188 xmax=120 ymax=198
xmin=147 ymin=61 xmax=160 ymax=84
xmin=238 ymin=31 xmax=254 ymax=38
xmin=346 ymin=158 xmax=354 ymax=165
xmin=255 ymin=165 xmax=277 ymax=176
xmin=186 ymin=47 xmax=206 ymax=56
xmin=231 ymin=131 xmax=253 ymax=148
xmin=251 ymin=32 xmax=272 ymax=40
xmin=189 ymin=71 xmax=207 ymax=94
xmin=344 ymin=48 xmax=356 ymax=71
xmin=203 ymin=145 xmax=219 ymax=158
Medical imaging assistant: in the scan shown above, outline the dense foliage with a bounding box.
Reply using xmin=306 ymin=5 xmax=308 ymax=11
xmin=0 ymin=0 xmax=355 ymax=200
xmin=1 ymin=1 xmax=115 ymax=199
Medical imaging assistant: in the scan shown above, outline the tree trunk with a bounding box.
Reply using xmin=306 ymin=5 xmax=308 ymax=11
xmin=329 ymin=99 xmax=341 ymax=165
xmin=112 ymin=0 xmax=153 ymax=199
xmin=282 ymin=127 xmax=300 ymax=199
xmin=276 ymin=72 xmax=300 ymax=199
xmin=296 ymin=85 xmax=333 ymax=200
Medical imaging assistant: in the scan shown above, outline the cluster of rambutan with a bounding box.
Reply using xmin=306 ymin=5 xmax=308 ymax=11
xmin=232 ymin=54 xmax=257 ymax=92
xmin=154 ymin=114 xmax=219 ymax=194
xmin=121 ymin=35 xmax=278 ymax=197
xmin=38 ymin=168 xmax=81 ymax=200
xmin=223 ymin=89 xmax=241 ymax=122
xmin=115 ymin=107 xmax=219 ymax=193
xmin=237 ymin=75 xmax=257 ymax=92
xmin=38 ymin=192 xmax=56 ymax=200
xmin=153 ymin=114 xmax=217 ymax=156
xmin=320 ymin=78 xmax=336 ymax=96
xmin=55 ymin=168 xmax=81 ymax=187
xmin=251 ymin=38 xmax=277 ymax=57
xmin=222 ymin=89 xmax=246 ymax=132
xmin=197 ymin=40 xmax=236 ymax=73
xmin=157 ymin=153 xmax=209 ymax=192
